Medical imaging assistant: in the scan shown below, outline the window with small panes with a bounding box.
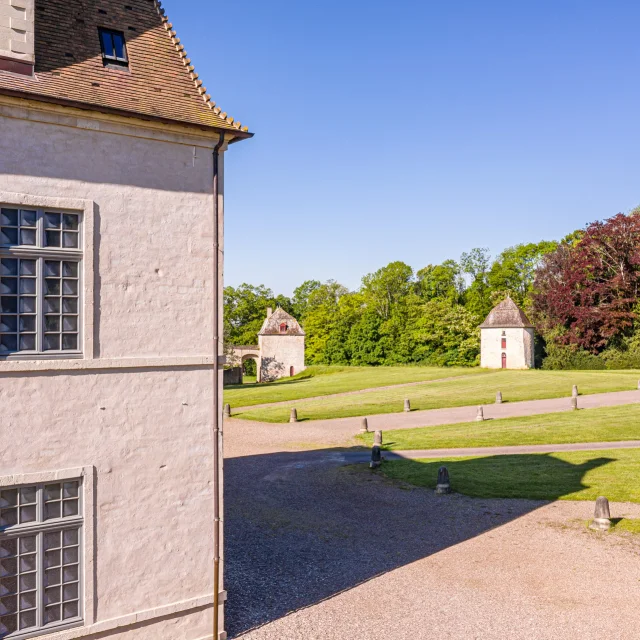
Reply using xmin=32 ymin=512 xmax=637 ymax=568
xmin=0 ymin=480 xmax=83 ymax=638
xmin=0 ymin=207 xmax=81 ymax=358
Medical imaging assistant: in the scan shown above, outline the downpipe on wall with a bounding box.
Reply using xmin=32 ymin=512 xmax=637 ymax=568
xmin=212 ymin=131 xmax=225 ymax=640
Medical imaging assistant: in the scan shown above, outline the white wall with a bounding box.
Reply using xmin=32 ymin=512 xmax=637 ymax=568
xmin=258 ymin=334 xmax=305 ymax=381
xmin=480 ymin=327 xmax=534 ymax=369
xmin=0 ymin=99 xmax=228 ymax=639
xmin=0 ymin=0 xmax=34 ymax=64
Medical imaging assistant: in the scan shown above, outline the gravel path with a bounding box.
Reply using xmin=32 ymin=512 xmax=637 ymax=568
xmin=224 ymin=390 xmax=640 ymax=457
xmin=224 ymin=445 xmax=640 ymax=639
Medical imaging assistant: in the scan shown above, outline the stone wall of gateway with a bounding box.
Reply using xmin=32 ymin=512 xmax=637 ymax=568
xmin=480 ymin=327 xmax=534 ymax=369
xmin=258 ymin=334 xmax=306 ymax=381
xmin=0 ymin=99 xmax=229 ymax=639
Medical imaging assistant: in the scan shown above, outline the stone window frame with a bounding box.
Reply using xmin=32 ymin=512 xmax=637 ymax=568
xmin=0 ymin=193 xmax=94 ymax=364
xmin=0 ymin=467 xmax=96 ymax=639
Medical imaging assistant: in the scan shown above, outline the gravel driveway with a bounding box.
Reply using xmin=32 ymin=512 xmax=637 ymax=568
xmin=224 ymin=446 xmax=640 ymax=639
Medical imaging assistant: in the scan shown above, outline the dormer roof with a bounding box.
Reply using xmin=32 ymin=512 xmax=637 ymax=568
xmin=259 ymin=308 xmax=305 ymax=336
xmin=0 ymin=0 xmax=252 ymax=137
xmin=480 ymin=297 xmax=534 ymax=329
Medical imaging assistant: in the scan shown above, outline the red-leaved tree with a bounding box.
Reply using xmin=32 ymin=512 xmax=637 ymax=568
xmin=532 ymin=213 xmax=640 ymax=353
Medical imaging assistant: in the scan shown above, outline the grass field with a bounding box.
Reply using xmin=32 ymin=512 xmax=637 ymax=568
xmin=358 ymin=404 xmax=640 ymax=450
xmin=233 ymin=368 xmax=640 ymax=422
xmin=377 ymin=448 xmax=640 ymax=502
xmin=224 ymin=365 xmax=485 ymax=408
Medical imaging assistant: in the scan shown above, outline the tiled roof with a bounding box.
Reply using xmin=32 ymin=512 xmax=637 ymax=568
xmin=259 ymin=308 xmax=305 ymax=336
xmin=0 ymin=0 xmax=251 ymax=135
xmin=479 ymin=297 xmax=534 ymax=329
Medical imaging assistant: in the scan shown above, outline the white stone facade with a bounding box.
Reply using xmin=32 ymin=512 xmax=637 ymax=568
xmin=0 ymin=96 xmax=230 ymax=639
xmin=258 ymin=333 xmax=306 ymax=381
xmin=0 ymin=0 xmax=34 ymax=64
xmin=480 ymin=326 xmax=535 ymax=369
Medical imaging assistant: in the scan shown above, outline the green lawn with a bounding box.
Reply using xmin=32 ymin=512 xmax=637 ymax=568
xmin=378 ymin=448 xmax=640 ymax=502
xmin=224 ymin=365 xmax=485 ymax=408
xmin=234 ymin=369 xmax=640 ymax=422
xmin=358 ymin=404 xmax=640 ymax=450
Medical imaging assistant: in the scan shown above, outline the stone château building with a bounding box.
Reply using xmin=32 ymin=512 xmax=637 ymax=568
xmin=480 ymin=297 xmax=535 ymax=369
xmin=0 ymin=1 xmax=251 ymax=638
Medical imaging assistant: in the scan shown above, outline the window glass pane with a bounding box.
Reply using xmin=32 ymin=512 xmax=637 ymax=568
xmin=62 ymin=565 xmax=78 ymax=583
xmin=0 ymin=209 xmax=18 ymax=226
xmin=45 ymin=316 xmax=60 ymax=333
xmin=44 ymin=605 xmax=60 ymax=624
xmin=45 ymin=298 xmax=61 ymax=314
xmin=44 ymin=568 xmax=60 ymax=587
xmin=0 ymin=260 xmax=17 ymax=276
xmin=19 ymin=210 xmax=36 ymax=227
xmin=19 ymin=573 xmax=35 ymax=592
xmin=63 ymin=601 xmax=78 ymax=620
xmin=0 ymin=491 xmax=17 ymax=509
xmin=44 ymin=212 xmax=61 ymax=229
xmin=45 ymin=485 xmax=61 ymax=502
xmin=0 ymin=335 xmax=17 ymax=354
xmin=19 ymin=297 xmax=36 ymax=314
xmin=0 ymin=279 xmax=17 ymax=295
xmin=62 ymin=215 xmax=79 ymax=231
xmin=0 ymin=316 xmax=17 ymax=333
xmin=45 ymin=586 xmax=60 ymax=605
xmin=62 ymin=298 xmax=78 ymax=314
xmin=63 ymin=280 xmax=78 ymax=296
xmin=19 ymin=591 xmax=36 ymax=611
xmin=62 ymin=316 xmax=78 ymax=332
xmin=100 ymin=29 xmax=113 ymax=56
xmin=45 ymin=279 xmax=60 ymax=296
xmin=0 ymin=297 xmax=17 ymax=313
xmin=19 ymin=506 xmax=36 ymax=524
xmin=19 ymin=316 xmax=35 ymax=333
xmin=19 ymin=278 xmax=36 ymax=295
xmin=19 ymin=260 xmax=36 ymax=277
xmin=112 ymin=32 xmax=125 ymax=59
xmin=62 ymin=232 xmax=79 ymax=249
xmin=0 ymin=228 xmax=18 ymax=245
xmin=63 ymin=530 xmax=78 ymax=546
xmin=19 ymin=230 xmax=36 ymax=246
xmin=44 ymin=500 xmax=61 ymax=519
xmin=63 ymin=262 xmax=78 ymax=278
xmin=62 ymin=335 xmax=78 ymax=351
xmin=45 ymin=230 xmax=61 ymax=247
xmin=19 ymin=609 xmax=36 ymax=629
xmin=0 ymin=613 xmax=18 ymax=635
xmin=44 ymin=261 xmax=60 ymax=278
xmin=18 ymin=335 xmax=35 ymax=352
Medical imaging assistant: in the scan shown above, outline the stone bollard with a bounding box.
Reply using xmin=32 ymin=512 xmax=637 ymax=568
xmin=404 ymin=398 xmax=411 ymax=413
xmin=435 ymin=466 xmax=451 ymax=494
xmin=637 ymin=379 xmax=640 ymax=390
xmin=290 ymin=408 xmax=298 ymax=423
xmin=360 ymin=417 xmax=369 ymax=433
xmin=370 ymin=445 xmax=382 ymax=469
xmin=571 ymin=396 xmax=578 ymax=411
xmin=223 ymin=403 xmax=231 ymax=419
xmin=589 ymin=496 xmax=611 ymax=531
xmin=476 ymin=406 xmax=484 ymax=422
xmin=496 ymin=391 xmax=502 ymax=404
xmin=374 ymin=430 xmax=383 ymax=446
xmin=572 ymin=385 xmax=579 ymax=398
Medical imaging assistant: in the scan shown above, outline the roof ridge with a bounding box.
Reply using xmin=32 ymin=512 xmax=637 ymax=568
xmin=153 ymin=0 xmax=248 ymax=133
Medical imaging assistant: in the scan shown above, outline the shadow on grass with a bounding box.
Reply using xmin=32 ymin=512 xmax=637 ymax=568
xmin=380 ymin=454 xmax=615 ymax=501
xmin=224 ymin=448 xmax=613 ymax=637
xmin=224 ymin=376 xmax=313 ymax=392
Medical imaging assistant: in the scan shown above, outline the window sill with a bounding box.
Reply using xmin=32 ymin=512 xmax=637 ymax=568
xmin=0 ymin=355 xmax=216 ymax=373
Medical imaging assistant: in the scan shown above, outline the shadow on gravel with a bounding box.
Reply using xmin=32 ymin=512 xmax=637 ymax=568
xmin=224 ymin=448 xmax=612 ymax=637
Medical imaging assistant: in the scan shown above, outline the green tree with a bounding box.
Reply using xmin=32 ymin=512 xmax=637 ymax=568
xmin=416 ymin=259 xmax=464 ymax=302
xmin=361 ymin=261 xmax=414 ymax=319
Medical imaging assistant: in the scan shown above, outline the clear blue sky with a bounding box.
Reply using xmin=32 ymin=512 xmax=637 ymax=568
xmin=164 ymin=0 xmax=640 ymax=296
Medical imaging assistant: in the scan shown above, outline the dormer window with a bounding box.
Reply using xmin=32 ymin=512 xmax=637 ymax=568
xmin=279 ymin=323 xmax=287 ymax=334
xmin=98 ymin=28 xmax=129 ymax=68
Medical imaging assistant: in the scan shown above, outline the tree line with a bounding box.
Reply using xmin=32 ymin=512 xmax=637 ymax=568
xmin=225 ymin=210 xmax=640 ymax=370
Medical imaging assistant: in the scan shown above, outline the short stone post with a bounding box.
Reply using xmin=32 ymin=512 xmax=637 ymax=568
xmin=637 ymin=379 xmax=640 ymax=390
xmin=496 ymin=391 xmax=502 ymax=404
xmin=374 ymin=430 xmax=383 ymax=446
xmin=476 ymin=406 xmax=484 ymax=422
xmin=223 ymin=403 xmax=231 ymax=419
xmin=360 ymin=417 xmax=369 ymax=433
xmin=572 ymin=385 xmax=579 ymax=398
xmin=404 ymin=398 xmax=411 ymax=413
xmin=571 ymin=396 xmax=578 ymax=411
xmin=370 ymin=445 xmax=382 ymax=469
xmin=589 ymin=496 xmax=611 ymax=531
xmin=435 ymin=466 xmax=450 ymax=494
xmin=290 ymin=407 xmax=298 ymax=423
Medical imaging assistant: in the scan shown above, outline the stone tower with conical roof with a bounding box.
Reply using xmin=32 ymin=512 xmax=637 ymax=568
xmin=479 ymin=297 xmax=535 ymax=369
xmin=258 ymin=307 xmax=306 ymax=381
